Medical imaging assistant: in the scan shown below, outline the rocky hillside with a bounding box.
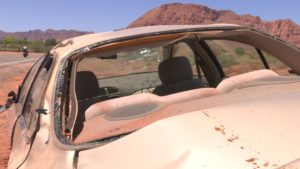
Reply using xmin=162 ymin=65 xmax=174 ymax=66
xmin=128 ymin=3 xmax=300 ymax=47
xmin=0 ymin=29 xmax=91 ymax=41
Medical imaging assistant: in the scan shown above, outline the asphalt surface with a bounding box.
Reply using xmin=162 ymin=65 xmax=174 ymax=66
xmin=0 ymin=53 xmax=42 ymax=67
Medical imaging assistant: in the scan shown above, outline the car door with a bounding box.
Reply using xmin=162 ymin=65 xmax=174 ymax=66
xmin=6 ymin=55 xmax=53 ymax=169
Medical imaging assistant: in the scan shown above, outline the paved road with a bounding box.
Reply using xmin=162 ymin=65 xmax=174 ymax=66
xmin=0 ymin=52 xmax=42 ymax=67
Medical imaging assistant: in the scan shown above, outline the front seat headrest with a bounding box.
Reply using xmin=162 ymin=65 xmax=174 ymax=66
xmin=76 ymin=71 xmax=99 ymax=100
xmin=158 ymin=57 xmax=194 ymax=84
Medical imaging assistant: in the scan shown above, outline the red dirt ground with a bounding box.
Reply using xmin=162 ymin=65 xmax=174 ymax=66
xmin=0 ymin=52 xmax=34 ymax=169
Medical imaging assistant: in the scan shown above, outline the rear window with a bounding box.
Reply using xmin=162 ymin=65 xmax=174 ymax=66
xmin=172 ymin=42 xmax=198 ymax=75
xmin=206 ymin=40 xmax=265 ymax=76
xmin=262 ymin=51 xmax=291 ymax=75
xmin=77 ymin=46 xmax=163 ymax=96
xmin=72 ymin=40 xmax=207 ymax=143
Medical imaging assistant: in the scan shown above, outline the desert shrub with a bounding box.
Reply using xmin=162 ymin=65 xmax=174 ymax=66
xmin=30 ymin=40 xmax=46 ymax=53
xmin=235 ymin=47 xmax=245 ymax=56
xmin=2 ymin=36 xmax=16 ymax=45
xmin=0 ymin=36 xmax=58 ymax=53
xmin=218 ymin=53 xmax=238 ymax=68
xmin=45 ymin=38 xmax=57 ymax=48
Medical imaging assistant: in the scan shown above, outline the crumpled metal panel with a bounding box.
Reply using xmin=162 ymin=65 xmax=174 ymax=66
xmin=78 ymin=88 xmax=300 ymax=169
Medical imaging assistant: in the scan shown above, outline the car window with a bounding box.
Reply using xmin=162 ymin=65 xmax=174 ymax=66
xmin=262 ymin=51 xmax=291 ymax=75
xmin=206 ymin=40 xmax=265 ymax=77
xmin=172 ymin=42 xmax=209 ymax=86
xmin=22 ymin=56 xmax=53 ymax=136
xmin=18 ymin=56 xmax=45 ymax=106
xmin=77 ymin=46 xmax=163 ymax=96
xmin=172 ymin=42 xmax=197 ymax=75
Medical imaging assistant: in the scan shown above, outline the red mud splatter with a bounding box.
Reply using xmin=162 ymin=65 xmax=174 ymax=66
xmin=227 ymin=134 xmax=239 ymax=142
xmin=214 ymin=125 xmax=226 ymax=135
xmin=263 ymin=162 xmax=269 ymax=167
xmin=246 ymin=158 xmax=257 ymax=163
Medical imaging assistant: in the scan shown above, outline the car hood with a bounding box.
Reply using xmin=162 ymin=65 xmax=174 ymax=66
xmin=77 ymin=81 xmax=300 ymax=169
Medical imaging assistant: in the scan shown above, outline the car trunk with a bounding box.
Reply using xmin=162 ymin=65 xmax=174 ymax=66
xmin=76 ymin=77 xmax=300 ymax=169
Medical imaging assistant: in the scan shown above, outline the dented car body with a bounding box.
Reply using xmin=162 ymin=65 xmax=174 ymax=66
xmin=1 ymin=24 xmax=300 ymax=169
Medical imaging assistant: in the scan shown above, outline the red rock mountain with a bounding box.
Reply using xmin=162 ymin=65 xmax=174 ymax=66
xmin=0 ymin=29 xmax=91 ymax=41
xmin=128 ymin=3 xmax=300 ymax=47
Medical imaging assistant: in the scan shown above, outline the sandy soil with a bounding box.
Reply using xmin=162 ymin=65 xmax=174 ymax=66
xmin=0 ymin=52 xmax=35 ymax=169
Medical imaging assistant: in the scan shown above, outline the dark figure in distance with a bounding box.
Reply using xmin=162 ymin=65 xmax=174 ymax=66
xmin=22 ymin=46 xmax=29 ymax=57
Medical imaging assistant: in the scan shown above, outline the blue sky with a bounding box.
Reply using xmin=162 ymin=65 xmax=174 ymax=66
xmin=0 ymin=0 xmax=299 ymax=32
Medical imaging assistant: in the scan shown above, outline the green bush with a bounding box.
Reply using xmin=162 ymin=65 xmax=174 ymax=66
xmin=0 ymin=36 xmax=58 ymax=53
xmin=45 ymin=38 xmax=57 ymax=48
xmin=31 ymin=40 xmax=46 ymax=53
xmin=218 ymin=53 xmax=238 ymax=68
xmin=235 ymin=47 xmax=245 ymax=56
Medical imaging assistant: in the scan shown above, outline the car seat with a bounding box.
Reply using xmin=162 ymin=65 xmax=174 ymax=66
xmin=153 ymin=57 xmax=204 ymax=96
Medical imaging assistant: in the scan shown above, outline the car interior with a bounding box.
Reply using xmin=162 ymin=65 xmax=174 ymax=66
xmin=59 ymin=30 xmax=296 ymax=143
xmin=152 ymin=57 xmax=204 ymax=96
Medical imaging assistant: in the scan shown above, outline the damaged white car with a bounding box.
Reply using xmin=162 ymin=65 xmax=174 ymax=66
xmin=1 ymin=24 xmax=300 ymax=169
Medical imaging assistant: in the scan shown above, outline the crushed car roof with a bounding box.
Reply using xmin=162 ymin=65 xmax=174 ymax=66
xmin=51 ymin=24 xmax=243 ymax=56
xmin=50 ymin=23 xmax=300 ymax=75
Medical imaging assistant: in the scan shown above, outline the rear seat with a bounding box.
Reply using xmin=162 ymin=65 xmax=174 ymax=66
xmin=84 ymin=88 xmax=219 ymax=121
xmin=217 ymin=69 xmax=279 ymax=93
xmin=163 ymin=88 xmax=219 ymax=104
xmin=83 ymin=69 xmax=278 ymax=121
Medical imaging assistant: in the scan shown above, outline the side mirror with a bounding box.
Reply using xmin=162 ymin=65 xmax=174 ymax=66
xmin=6 ymin=91 xmax=17 ymax=108
xmin=0 ymin=91 xmax=17 ymax=114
